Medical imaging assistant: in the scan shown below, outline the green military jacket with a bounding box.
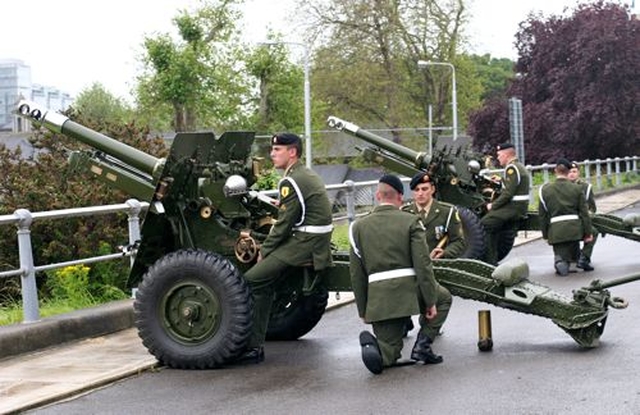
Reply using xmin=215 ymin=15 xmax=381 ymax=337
xmin=349 ymin=204 xmax=438 ymax=322
xmin=492 ymin=158 xmax=530 ymax=218
xmin=401 ymin=200 xmax=466 ymax=258
xmin=261 ymin=160 xmax=333 ymax=270
xmin=575 ymin=178 xmax=597 ymax=213
xmin=538 ymin=177 xmax=592 ymax=244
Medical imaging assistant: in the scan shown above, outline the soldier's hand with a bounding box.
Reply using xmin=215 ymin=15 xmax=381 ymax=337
xmin=486 ymin=203 xmax=493 ymax=211
xmin=584 ymin=234 xmax=594 ymax=243
xmin=430 ymin=248 xmax=445 ymax=259
xmin=425 ymin=305 xmax=438 ymax=320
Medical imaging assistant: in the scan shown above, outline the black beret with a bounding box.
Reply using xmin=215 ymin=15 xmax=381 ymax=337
xmin=556 ymin=158 xmax=572 ymax=169
xmin=496 ymin=142 xmax=514 ymax=151
xmin=272 ymin=133 xmax=301 ymax=146
xmin=409 ymin=172 xmax=431 ymax=190
xmin=379 ymin=174 xmax=404 ymax=195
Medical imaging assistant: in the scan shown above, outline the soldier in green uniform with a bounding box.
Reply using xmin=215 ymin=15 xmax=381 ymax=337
xmin=481 ymin=143 xmax=530 ymax=265
xmin=568 ymin=161 xmax=597 ymax=271
xmin=237 ymin=133 xmax=333 ymax=363
xmin=538 ymin=158 xmax=593 ymax=276
xmin=349 ymin=174 xmax=447 ymax=374
xmin=402 ymin=172 xmax=466 ymax=259
xmin=400 ymin=172 xmax=458 ymax=337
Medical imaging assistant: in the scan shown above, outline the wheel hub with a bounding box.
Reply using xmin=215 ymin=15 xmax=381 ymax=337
xmin=162 ymin=282 xmax=221 ymax=344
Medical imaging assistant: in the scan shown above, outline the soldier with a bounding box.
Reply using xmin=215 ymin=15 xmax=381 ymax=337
xmin=400 ymin=172 xmax=457 ymax=336
xmin=349 ymin=174 xmax=448 ymax=374
xmin=481 ymin=143 xmax=530 ymax=265
xmin=237 ymin=133 xmax=334 ymax=363
xmin=538 ymin=158 xmax=593 ymax=276
xmin=568 ymin=161 xmax=597 ymax=271
xmin=402 ymin=172 xmax=467 ymax=259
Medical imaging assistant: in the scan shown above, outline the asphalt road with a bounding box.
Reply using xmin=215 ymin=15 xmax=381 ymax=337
xmin=32 ymin=202 xmax=640 ymax=415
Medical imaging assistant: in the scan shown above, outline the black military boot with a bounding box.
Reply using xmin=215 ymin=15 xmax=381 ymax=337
xmin=410 ymin=333 xmax=443 ymax=364
xmin=232 ymin=346 xmax=265 ymax=365
xmin=359 ymin=331 xmax=383 ymax=374
xmin=577 ymin=254 xmax=594 ymax=271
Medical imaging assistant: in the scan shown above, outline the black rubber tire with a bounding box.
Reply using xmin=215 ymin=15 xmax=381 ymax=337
xmin=266 ymin=285 xmax=329 ymax=341
xmin=496 ymin=226 xmax=517 ymax=262
xmin=458 ymin=207 xmax=486 ymax=259
xmin=134 ymin=249 xmax=252 ymax=369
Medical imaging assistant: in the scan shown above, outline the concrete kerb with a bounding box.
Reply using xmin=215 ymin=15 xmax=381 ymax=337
xmin=0 ymin=299 xmax=134 ymax=361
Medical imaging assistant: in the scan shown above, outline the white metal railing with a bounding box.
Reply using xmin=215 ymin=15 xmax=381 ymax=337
xmin=0 ymin=199 xmax=148 ymax=323
xmin=1 ymin=156 xmax=638 ymax=323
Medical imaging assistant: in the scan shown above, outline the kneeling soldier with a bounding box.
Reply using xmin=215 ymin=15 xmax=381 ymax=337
xmin=349 ymin=174 xmax=448 ymax=374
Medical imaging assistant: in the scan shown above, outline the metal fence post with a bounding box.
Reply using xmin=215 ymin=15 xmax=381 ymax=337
xmin=344 ymin=180 xmax=356 ymax=223
xmin=583 ymin=159 xmax=591 ymax=184
xmin=634 ymin=156 xmax=638 ymax=173
xmin=14 ymin=209 xmax=39 ymax=322
xmin=125 ymin=199 xmax=143 ymax=268
xmin=542 ymin=163 xmax=550 ymax=184
xmin=615 ymin=157 xmax=621 ymax=186
xmin=595 ymin=159 xmax=602 ymax=190
xmin=606 ymin=158 xmax=613 ymax=187
xmin=625 ymin=157 xmax=631 ymax=175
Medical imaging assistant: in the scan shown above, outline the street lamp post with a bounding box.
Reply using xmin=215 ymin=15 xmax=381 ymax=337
xmin=259 ymin=41 xmax=312 ymax=168
xmin=417 ymin=60 xmax=457 ymax=141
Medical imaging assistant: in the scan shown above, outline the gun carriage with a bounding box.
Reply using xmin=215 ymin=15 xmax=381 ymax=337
xmin=13 ymin=101 xmax=640 ymax=369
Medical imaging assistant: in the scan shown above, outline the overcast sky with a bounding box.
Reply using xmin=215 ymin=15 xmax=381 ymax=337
xmin=0 ymin=0 xmax=621 ymax=101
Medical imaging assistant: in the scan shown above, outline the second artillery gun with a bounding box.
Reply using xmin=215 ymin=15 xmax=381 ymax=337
xmin=13 ymin=101 xmax=640 ymax=369
xmin=326 ymin=115 xmax=640 ymax=261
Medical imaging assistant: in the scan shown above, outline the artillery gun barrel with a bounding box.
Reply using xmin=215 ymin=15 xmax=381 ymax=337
xmin=587 ymin=272 xmax=640 ymax=291
xmin=14 ymin=100 xmax=164 ymax=177
xmin=327 ymin=116 xmax=429 ymax=170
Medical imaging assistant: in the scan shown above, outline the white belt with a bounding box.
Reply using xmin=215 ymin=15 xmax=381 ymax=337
xmin=550 ymin=214 xmax=579 ymax=223
xmin=293 ymin=225 xmax=334 ymax=234
xmin=369 ymin=268 xmax=416 ymax=283
xmin=512 ymin=195 xmax=530 ymax=201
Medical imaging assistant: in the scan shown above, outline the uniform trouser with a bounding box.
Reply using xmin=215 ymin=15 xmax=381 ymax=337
xmin=243 ymin=255 xmax=291 ymax=348
xmin=581 ymin=226 xmax=598 ymax=260
xmin=371 ymin=317 xmax=407 ymax=367
xmin=481 ymin=206 xmax=523 ymax=265
xmin=552 ymin=241 xmax=580 ymax=264
xmin=418 ymin=284 xmax=452 ymax=341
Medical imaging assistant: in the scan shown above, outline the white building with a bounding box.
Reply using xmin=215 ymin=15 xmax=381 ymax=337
xmin=0 ymin=59 xmax=73 ymax=132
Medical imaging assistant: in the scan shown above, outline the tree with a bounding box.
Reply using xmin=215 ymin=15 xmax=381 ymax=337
xmin=299 ymin=0 xmax=476 ymax=141
xmin=0 ymin=111 xmax=168 ymax=300
xmin=73 ymin=83 xmax=132 ymax=125
xmin=469 ymin=54 xmax=515 ymax=101
xmin=469 ymin=1 xmax=640 ymax=164
xmin=135 ymin=0 xmax=250 ymax=132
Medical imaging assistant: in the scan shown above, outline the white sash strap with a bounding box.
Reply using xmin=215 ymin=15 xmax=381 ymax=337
xmin=369 ymin=268 xmax=416 ymax=283
xmin=512 ymin=195 xmax=530 ymax=202
xmin=550 ymin=214 xmax=579 ymax=223
xmin=293 ymin=225 xmax=334 ymax=234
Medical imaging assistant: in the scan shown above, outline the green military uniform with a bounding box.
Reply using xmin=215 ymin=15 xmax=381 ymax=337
xmin=244 ymin=160 xmax=333 ymax=348
xmin=349 ymin=205 xmax=450 ymax=367
xmin=575 ymin=178 xmax=598 ymax=262
xmin=481 ymin=157 xmax=530 ymax=264
xmin=538 ymin=177 xmax=592 ymax=272
xmin=402 ymin=200 xmax=466 ymax=259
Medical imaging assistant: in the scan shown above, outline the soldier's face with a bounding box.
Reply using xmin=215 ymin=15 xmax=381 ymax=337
xmin=568 ymin=167 xmax=580 ymax=182
xmin=496 ymin=149 xmax=510 ymax=167
xmin=271 ymin=145 xmax=296 ymax=169
xmin=413 ymin=182 xmax=435 ymax=207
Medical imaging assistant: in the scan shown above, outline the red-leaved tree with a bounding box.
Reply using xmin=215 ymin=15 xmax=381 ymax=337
xmin=469 ymin=1 xmax=640 ymax=164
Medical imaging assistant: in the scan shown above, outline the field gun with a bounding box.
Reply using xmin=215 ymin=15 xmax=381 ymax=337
xmin=326 ymin=116 xmax=640 ymax=257
xmin=12 ymin=101 xmax=640 ymax=369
